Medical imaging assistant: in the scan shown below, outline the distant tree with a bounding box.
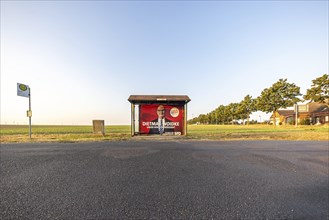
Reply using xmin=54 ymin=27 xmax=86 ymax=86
xmin=210 ymin=110 xmax=218 ymax=124
xmin=188 ymin=116 xmax=199 ymax=124
xmin=199 ymin=114 xmax=207 ymax=124
xmin=227 ymin=102 xmax=239 ymax=124
xmin=206 ymin=113 xmax=212 ymax=124
xmin=304 ymin=74 xmax=329 ymax=106
xmin=224 ymin=105 xmax=232 ymax=124
xmin=238 ymin=95 xmax=257 ymax=125
xmin=257 ymin=79 xmax=301 ymax=126
xmin=216 ymin=105 xmax=226 ymax=125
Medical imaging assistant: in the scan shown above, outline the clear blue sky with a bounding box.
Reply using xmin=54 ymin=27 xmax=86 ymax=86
xmin=1 ymin=1 xmax=328 ymax=125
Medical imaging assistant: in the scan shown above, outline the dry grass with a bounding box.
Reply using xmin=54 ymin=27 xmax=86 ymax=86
xmin=0 ymin=133 xmax=131 ymax=143
xmin=0 ymin=125 xmax=130 ymax=143
xmin=187 ymin=124 xmax=329 ymax=141
xmin=1 ymin=124 xmax=328 ymax=143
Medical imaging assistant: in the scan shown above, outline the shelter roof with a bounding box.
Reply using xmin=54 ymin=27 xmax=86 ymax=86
xmin=128 ymin=95 xmax=191 ymax=104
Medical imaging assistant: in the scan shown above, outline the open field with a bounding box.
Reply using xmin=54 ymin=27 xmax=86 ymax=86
xmin=1 ymin=124 xmax=328 ymax=143
xmin=188 ymin=124 xmax=329 ymax=141
xmin=0 ymin=125 xmax=130 ymax=143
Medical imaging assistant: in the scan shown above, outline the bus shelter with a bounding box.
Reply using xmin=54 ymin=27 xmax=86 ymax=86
xmin=128 ymin=95 xmax=191 ymax=136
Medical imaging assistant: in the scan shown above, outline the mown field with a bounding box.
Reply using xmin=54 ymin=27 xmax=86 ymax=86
xmin=187 ymin=124 xmax=329 ymax=141
xmin=0 ymin=125 xmax=130 ymax=143
xmin=0 ymin=124 xmax=328 ymax=143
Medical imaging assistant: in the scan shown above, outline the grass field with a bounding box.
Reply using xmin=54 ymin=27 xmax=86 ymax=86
xmin=188 ymin=124 xmax=329 ymax=141
xmin=1 ymin=124 xmax=328 ymax=143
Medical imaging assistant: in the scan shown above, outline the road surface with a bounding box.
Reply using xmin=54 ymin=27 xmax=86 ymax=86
xmin=1 ymin=141 xmax=328 ymax=219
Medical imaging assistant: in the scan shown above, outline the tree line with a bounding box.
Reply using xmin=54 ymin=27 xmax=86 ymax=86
xmin=188 ymin=74 xmax=329 ymax=125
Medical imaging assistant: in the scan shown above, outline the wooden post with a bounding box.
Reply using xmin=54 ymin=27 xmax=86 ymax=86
xmin=92 ymin=120 xmax=105 ymax=136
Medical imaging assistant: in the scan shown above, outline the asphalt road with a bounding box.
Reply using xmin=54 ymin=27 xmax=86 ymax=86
xmin=1 ymin=141 xmax=328 ymax=219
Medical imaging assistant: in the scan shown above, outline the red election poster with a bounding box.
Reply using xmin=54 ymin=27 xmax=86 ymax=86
xmin=139 ymin=104 xmax=184 ymax=135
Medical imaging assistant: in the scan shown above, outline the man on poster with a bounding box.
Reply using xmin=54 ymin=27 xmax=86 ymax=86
xmin=149 ymin=105 xmax=174 ymax=135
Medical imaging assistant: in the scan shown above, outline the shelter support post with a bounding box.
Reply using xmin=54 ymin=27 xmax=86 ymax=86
xmin=184 ymin=103 xmax=187 ymax=136
xmin=131 ymin=103 xmax=135 ymax=136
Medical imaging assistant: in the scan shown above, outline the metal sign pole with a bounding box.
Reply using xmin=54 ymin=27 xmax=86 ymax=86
xmin=29 ymin=87 xmax=32 ymax=139
xmin=17 ymin=83 xmax=32 ymax=138
xmin=295 ymin=104 xmax=298 ymax=127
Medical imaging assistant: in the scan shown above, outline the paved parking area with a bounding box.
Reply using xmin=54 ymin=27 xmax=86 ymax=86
xmin=1 ymin=141 xmax=328 ymax=219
